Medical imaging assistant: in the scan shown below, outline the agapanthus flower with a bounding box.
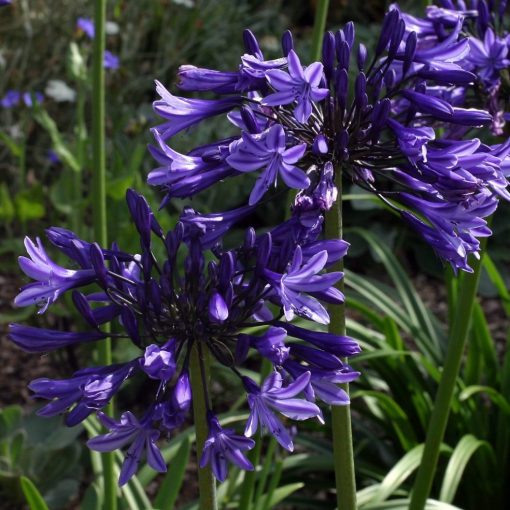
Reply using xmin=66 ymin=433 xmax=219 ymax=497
xmin=397 ymin=1 xmax=510 ymax=135
xmin=149 ymin=11 xmax=509 ymax=271
xmin=10 ymin=189 xmax=359 ymax=484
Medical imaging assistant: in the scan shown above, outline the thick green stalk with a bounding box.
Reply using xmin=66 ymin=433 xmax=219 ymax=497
xmin=311 ymin=0 xmax=330 ymax=60
xmin=325 ymin=169 xmax=357 ymax=509
xmin=409 ymin=241 xmax=487 ymax=510
xmin=92 ymin=2 xmax=116 ymax=509
xmin=189 ymin=344 xmax=217 ymax=510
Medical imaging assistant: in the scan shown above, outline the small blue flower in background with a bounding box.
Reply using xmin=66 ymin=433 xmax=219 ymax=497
xmin=103 ymin=50 xmax=120 ymax=70
xmin=1 ymin=90 xmax=43 ymax=108
xmin=75 ymin=17 xmax=120 ymax=71
xmin=76 ymin=17 xmax=95 ymax=39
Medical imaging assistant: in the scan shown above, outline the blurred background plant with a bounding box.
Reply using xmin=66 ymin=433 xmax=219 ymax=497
xmin=1 ymin=0 xmax=510 ymax=509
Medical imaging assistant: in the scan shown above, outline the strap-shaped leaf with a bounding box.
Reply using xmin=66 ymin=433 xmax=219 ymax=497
xmin=439 ymin=434 xmax=493 ymax=503
xmin=20 ymin=476 xmax=50 ymax=510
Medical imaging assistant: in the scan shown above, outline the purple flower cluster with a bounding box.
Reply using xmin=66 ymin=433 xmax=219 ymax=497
xmin=398 ymin=1 xmax=510 ymax=135
xmin=10 ymin=4 xmax=510 ymax=488
xmin=10 ymin=189 xmax=359 ymax=484
xmin=149 ymin=10 xmax=510 ymax=272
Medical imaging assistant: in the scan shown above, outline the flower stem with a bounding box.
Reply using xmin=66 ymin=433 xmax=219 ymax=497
xmin=311 ymin=0 xmax=330 ymax=61
xmin=190 ymin=343 xmax=217 ymax=510
xmin=92 ymin=2 xmax=115 ymax=509
xmin=325 ymin=168 xmax=357 ymax=510
xmin=409 ymin=240 xmax=487 ymax=510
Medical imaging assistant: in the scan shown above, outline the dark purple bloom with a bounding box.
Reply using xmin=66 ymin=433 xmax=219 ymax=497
xmin=467 ymin=28 xmax=509 ymax=83
xmin=153 ymin=80 xmax=242 ymax=141
xmin=244 ymin=371 xmax=320 ymax=451
xmin=10 ymin=190 xmax=359 ymax=483
xmin=200 ymin=413 xmax=255 ymax=482
xmin=15 ymin=237 xmax=95 ymax=313
xmin=263 ymin=246 xmax=344 ymax=324
xmin=141 ymin=342 xmax=176 ymax=382
xmin=29 ymin=361 xmax=139 ymax=426
xmin=9 ymin=324 xmax=105 ymax=352
xmin=227 ymin=124 xmax=309 ymax=204
xmin=88 ymin=410 xmax=166 ymax=486
xmin=148 ymin=18 xmax=509 ymax=271
xmin=262 ymin=50 xmax=329 ymax=122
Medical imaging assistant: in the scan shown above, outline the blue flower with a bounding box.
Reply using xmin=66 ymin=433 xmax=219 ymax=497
xmin=88 ymin=410 xmax=167 ymax=486
xmin=10 ymin=190 xmax=359 ymax=483
xmin=243 ymin=371 xmax=321 ymax=451
xmin=263 ymin=246 xmax=344 ymax=324
xmin=200 ymin=413 xmax=255 ymax=482
xmin=227 ymin=124 xmax=309 ymax=204
xmin=262 ymin=50 xmax=329 ymax=122
xmin=15 ymin=236 xmax=95 ymax=313
xmin=467 ymin=28 xmax=509 ymax=84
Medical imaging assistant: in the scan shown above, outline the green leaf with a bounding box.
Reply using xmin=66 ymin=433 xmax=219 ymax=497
xmin=0 ymin=182 xmax=15 ymax=222
xmin=368 ymin=443 xmax=451 ymax=503
xmin=14 ymin=185 xmax=45 ymax=222
xmin=459 ymin=385 xmax=510 ymax=415
xmin=20 ymin=476 xmax=50 ymax=510
xmin=0 ymin=405 xmax=23 ymax=438
xmin=0 ymin=130 xmax=23 ymax=157
xmin=32 ymin=106 xmax=80 ymax=172
xmin=483 ymin=254 xmax=510 ymax=317
xmin=263 ymin=482 xmax=303 ymax=507
xmin=348 ymin=228 xmax=443 ymax=359
xmin=107 ymin=174 xmax=135 ymax=200
xmin=439 ymin=435 xmax=492 ymax=503
xmin=154 ymin=437 xmax=191 ymax=510
xmin=81 ymin=484 xmax=102 ymax=510
xmin=361 ymin=498 xmax=462 ymax=509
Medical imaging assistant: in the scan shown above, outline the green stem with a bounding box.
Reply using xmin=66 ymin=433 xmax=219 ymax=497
xmin=409 ymin=240 xmax=488 ymax=510
xmin=238 ymin=432 xmax=262 ymax=510
xmin=189 ymin=344 xmax=217 ymax=510
xmin=311 ymin=0 xmax=330 ymax=61
xmin=325 ymin=168 xmax=357 ymax=509
xmin=92 ymin=2 xmax=116 ymax=509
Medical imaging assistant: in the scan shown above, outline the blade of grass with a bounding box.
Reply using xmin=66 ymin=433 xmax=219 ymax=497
xmin=154 ymin=437 xmax=191 ymax=510
xmin=438 ymin=435 xmax=492 ymax=503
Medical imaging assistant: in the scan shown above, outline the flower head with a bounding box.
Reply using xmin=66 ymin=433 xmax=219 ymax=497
xmin=10 ymin=190 xmax=358 ymax=483
xmin=148 ymin=14 xmax=508 ymax=271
